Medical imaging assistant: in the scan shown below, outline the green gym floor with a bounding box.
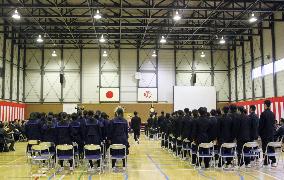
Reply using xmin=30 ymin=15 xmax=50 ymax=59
xmin=0 ymin=136 xmax=283 ymax=180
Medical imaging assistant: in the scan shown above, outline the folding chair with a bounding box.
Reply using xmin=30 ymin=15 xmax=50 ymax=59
xmin=175 ymin=137 xmax=183 ymax=157
xmin=168 ymin=134 xmax=174 ymax=152
xmin=26 ymin=140 xmax=40 ymax=162
xmin=190 ymin=142 xmax=197 ymax=166
xmin=197 ymin=143 xmax=215 ymax=169
xmin=73 ymin=142 xmax=80 ymax=166
xmin=40 ymin=142 xmax=55 ymax=166
xmin=161 ymin=132 xmax=166 ymax=148
xmin=56 ymin=144 xmax=75 ymax=171
xmin=108 ymin=144 xmax=127 ymax=172
xmin=181 ymin=139 xmax=191 ymax=160
xmin=264 ymin=141 xmax=283 ymax=167
xmin=84 ymin=144 xmax=103 ymax=173
xmin=31 ymin=144 xmax=53 ymax=169
xmin=219 ymin=143 xmax=237 ymax=169
xmin=241 ymin=142 xmax=260 ymax=168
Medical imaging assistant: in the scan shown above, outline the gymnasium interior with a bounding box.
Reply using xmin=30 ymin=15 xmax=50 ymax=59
xmin=1 ymin=0 xmax=284 ymax=179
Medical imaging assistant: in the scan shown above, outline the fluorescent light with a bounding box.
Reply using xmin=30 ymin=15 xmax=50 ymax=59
xmin=102 ymin=50 xmax=107 ymax=57
xmin=200 ymin=51 xmax=205 ymax=58
xmin=99 ymin=34 xmax=106 ymax=43
xmin=94 ymin=10 xmax=102 ymax=19
xmin=51 ymin=50 xmax=57 ymax=57
xmin=160 ymin=36 xmax=166 ymax=44
xmin=12 ymin=9 xmax=20 ymax=20
xmin=219 ymin=36 xmax=225 ymax=44
xmin=249 ymin=13 xmax=257 ymax=23
xmin=173 ymin=11 xmax=181 ymax=21
xmin=152 ymin=50 xmax=157 ymax=57
xmin=36 ymin=35 xmax=43 ymax=43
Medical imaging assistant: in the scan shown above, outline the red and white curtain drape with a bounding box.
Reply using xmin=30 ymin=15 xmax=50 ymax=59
xmin=0 ymin=101 xmax=26 ymax=122
xmin=235 ymin=97 xmax=284 ymax=121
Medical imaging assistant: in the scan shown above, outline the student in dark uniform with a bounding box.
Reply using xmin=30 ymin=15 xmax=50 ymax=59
xmin=69 ymin=113 xmax=84 ymax=159
xmin=108 ymin=108 xmax=129 ymax=168
xmin=161 ymin=113 xmax=172 ymax=148
xmin=158 ymin=111 xmax=165 ymax=133
xmin=131 ymin=111 xmax=141 ymax=143
xmin=41 ymin=115 xmax=56 ymax=143
xmin=56 ymin=112 xmax=73 ymax=171
xmin=249 ymin=105 xmax=259 ymax=141
xmin=259 ymin=100 xmax=277 ymax=167
xmin=192 ymin=107 xmax=211 ymax=168
xmin=217 ymin=106 xmax=233 ymax=167
xmin=209 ymin=109 xmax=218 ymax=142
xmin=191 ymin=109 xmax=199 ymax=165
xmin=274 ymin=118 xmax=284 ymax=141
xmin=237 ymin=106 xmax=251 ymax=167
xmin=229 ymin=104 xmax=241 ymax=141
xmin=181 ymin=108 xmax=193 ymax=158
xmin=84 ymin=110 xmax=102 ymax=170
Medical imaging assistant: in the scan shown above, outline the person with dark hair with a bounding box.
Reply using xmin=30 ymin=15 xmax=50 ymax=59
xmin=229 ymin=104 xmax=241 ymax=141
xmin=56 ymin=112 xmax=73 ymax=171
xmin=274 ymin=118 xmax=284 ymax=141
xmin=192 ymin=107 xmax=211 ymax=168
xmin=209 ymin=109 xmax=218 ymax=142
xmin=84 ymin=110 xmax=102 ymax=171
xmin=147 ymin=114 xmax=154 ymax=138
xmin=161 ymin=113 xmax=172 ymax=148
xmin=41 ymin=115 xmax=56 ymax=143
xmin=181 ymin=108 xmax=193 ymax=158
xmin=158 ymin=111 xmax=165 ymax=133
xmin=217 ymin=106 xmax=233 ymax=167
xmin=108 ymin=108 xmax=129 ymax=169
xmin=131 ymin=111 xmax=141 ymax=143
xmin=0 ymin=123 xmax=15 ymax=151
xmin=259 ymin=100 xmax=277 ymax=167
xmin=237 ymin=106 xmax=251 ymax=167
xmin=249 ymin=105 xmax=259 ymax=141
xmin=25 ymin=112 xmax=42 ymax=141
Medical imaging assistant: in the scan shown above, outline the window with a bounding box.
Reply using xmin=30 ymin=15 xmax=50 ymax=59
xmin=252 ymin=66 xmax=262 ymax=79
xmin=275 ymin=58 xmax=284 ymax=73
xmin=252 ymin=58 xmax=284 ymax=79
xmin=262 ymin=63 xmax=273 ymax=76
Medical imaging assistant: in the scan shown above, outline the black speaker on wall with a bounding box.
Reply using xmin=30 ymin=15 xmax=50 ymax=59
xmin=192 ymin=73 xmax=197 ymax=84
xmin=60 ymin=74 xmax=64 ymax=84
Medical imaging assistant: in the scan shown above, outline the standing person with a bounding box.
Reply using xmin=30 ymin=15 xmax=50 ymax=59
xmin=229 ymin=104 xmax=241 ymax=141
xmin=55 ymin=112 xmax=74 ymax=171
xmin=192 ymin=107 xmax=211 ymax=168
xmin=158 ymin=111 xmax=165 ymax=133
xmin=108 ymin=108 xmax=129 ymax=169
xmin=259 ymin=100 xmax=277 ymax=167
xmin=131 ymin=111 xmax=141 ymax=144
xmin=181 ymin=108 xmax=193 ymax=158
xmin=248 ymin=105 xmax=259 ymax=141
xmin=190 ymin=109 xmax=199 ymax=165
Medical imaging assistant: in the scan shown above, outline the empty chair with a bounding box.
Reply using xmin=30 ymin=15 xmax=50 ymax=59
xmin=219 ymin=143 xmax=237 ymax=169
xmin=56 ymin=144 xmax=75 ymax=171
xmin=197 ymin=143 xmax=215 ymax=169
xmin=108 ymin=144 xmax=127 ymax=171
xmin=264 ymin=141 xmax=283 ymax=167
xmin=84 ymin=144 xmax=103 ymax=173
xmin=31 ymin=144 xmax=53 ymax=169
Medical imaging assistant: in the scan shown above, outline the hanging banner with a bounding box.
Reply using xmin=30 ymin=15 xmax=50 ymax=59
xmin=100 ymin=88 xmax=120 ymax=102
xmin=0 ymin=101 xmax=26 ymax=122
xmin=137 ymin=88 xmax=158 ymax=102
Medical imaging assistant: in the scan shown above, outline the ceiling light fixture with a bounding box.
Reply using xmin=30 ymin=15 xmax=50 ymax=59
xmin=52 ymin=50 xmax=57 ymax=57
xmin=94 ymin=10 xmax=102 ymax=19
xmin=160 ymin=36 xmax=166 ymax=44
xmin=99 ymin=34 xmax=106 ymax=43
xmin=249 ymin=13 xmax=257 ymax=23
xmin=200 ymin=51 xmax=205 ymax=58
xmin=12 ymin=9 xmax=21 ymax=20
xmin=102 ymin=50 xmax=108 ymax=57
xmin=36 ymin=35 xmax=43 ymax=43
xmin=152 ymin=50 xmax=157 ymax=57
xmin=173 ymin=11 xmax=181 ymax=21
xmin=219 ymin=36 xmax=226 ymax=44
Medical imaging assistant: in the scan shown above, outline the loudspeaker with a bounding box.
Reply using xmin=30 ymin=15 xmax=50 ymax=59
xmin=60 ymin=74 xmax=64 ymax=84
xmin=0 ymin=67 xmax=3 ymax=78
xmin=192 ymin=74 xmax=196 ymax=84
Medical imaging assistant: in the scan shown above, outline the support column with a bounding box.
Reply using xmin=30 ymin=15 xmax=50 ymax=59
xmin=233 ymin=42 xmax=238 ymax=102
xmin=249 ymin=32 xmax=255 ymax=100
xmin=259 ymin=22 xmax=265 ymax=98
xmin=174 ymin=47 xmax=177 ymax=86
xmin=98 ymin=47 xmax=101 ymax=102
xmin=1 ymin=27 xmax=7 ymax=99
xmin=9 ymin=33 xmax=15 ymax=101
xmin=16 ymin=43 xmax=21 ymax=102
xmin=192 ymin=46 xmax=196 ymax=86
xmin=241 ymin=38 xmax=246 ymax=100
xmin=40 ymin=47 xmax=44 ymax=103
xmin=227 ymin=45 xmax=232 ymax=102
xmin=210 ymin=45 xmax=214 ymax=86
xmin=118 ymin=46 xmax=121 ymax=102
xmin=270 ymin=14 xmax=277 ymax=97
xmin=79 ymin=46 xmax=83 ymax=103
xmin=22 ymin=42 xmax=26 ymax=102
xmin=60 ymin=44 xmax=64 ymax=103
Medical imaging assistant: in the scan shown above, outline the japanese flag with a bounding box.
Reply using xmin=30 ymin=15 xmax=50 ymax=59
xmin=100 ymin=88 xmax=120 ymax=102
xmin=138 ymin=88 xmax=158 ymax=102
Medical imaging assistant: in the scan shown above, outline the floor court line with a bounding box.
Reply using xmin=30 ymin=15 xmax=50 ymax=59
xmin=147 ymin=154 xmax=169 ymax=180
xmin=252 ymin=169 xmax=281 ymax=180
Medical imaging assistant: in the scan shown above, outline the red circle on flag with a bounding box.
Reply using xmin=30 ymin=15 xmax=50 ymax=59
xmin=106 ymin=91 xmax=113 ymax=98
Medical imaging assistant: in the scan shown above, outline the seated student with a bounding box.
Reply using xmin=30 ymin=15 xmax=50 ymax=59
xmin=70 ymin=113 xmax=83 ymax=159
xmin=84 ymin=110 xmax=102 ymax=171
xmin=0 ymin=123 xmax=15 ymax=151
xmin=41 ymin=115 xmax=56 ymax=143
xmin=274 ymin=118 xmax=284 ymax=141
xmin=25 ymin=112 xmax=42 ymax=153
xmin=108 ymin=108 xmax=129 ymax=169
xmin=56 ymin=112 xmax=73 ymax=171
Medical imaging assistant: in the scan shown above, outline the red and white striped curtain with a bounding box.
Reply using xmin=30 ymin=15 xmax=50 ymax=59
xmin=0 ymin=101 xmax=26 ymax=122
xmin=236 ymin=97 xmax=284 ymax=121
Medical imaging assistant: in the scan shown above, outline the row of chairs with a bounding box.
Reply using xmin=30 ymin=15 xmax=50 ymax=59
xmin=160 ymin=133 xmax=283 ymax=169
xmin=26 ymin=140 xmax=127 ymax=173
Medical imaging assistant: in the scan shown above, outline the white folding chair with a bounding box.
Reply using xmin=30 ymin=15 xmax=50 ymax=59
xmin=108 ymin=144 xmax=127 ymax=172
xmin=197 ymin=143 xmax=215 ymax=169
xmin=26 ymin=140 xmax=40 ymax=162
xmin=31 ymin=144 xmax=53 ymax=169
xmin=84 ymin=144 xmax=103 ymax=173
xmin=264 ymin=141 xmax=283 ymax=166
xmin=56 ymin=144 xmax=75 ymax=171
xmin=181 ymin=139 xmax=191 ymax=160
xmin=241 ymin=142 xmax=260 ymax=168
xmin=175 ymin=137 xmax=183 ymax=157
xmin=219 ymin=143 xmax=237 ymax=169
